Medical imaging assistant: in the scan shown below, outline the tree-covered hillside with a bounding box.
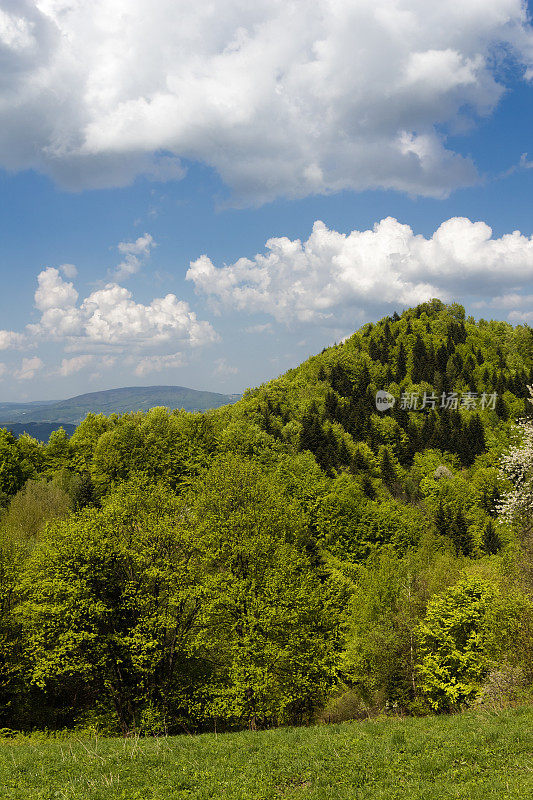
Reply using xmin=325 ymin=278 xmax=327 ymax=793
xmin=228 ymin=297 xmax=532 ymax=470
xmin=0 ymin=300 xmax=532 ymax=733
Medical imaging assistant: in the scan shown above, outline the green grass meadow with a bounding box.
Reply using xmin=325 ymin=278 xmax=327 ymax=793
xmin=0 ymin=708 xmax=532 ymax=800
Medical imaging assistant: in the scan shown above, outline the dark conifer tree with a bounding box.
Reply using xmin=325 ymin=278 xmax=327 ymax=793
xmin=368 ymin=338 xmax=381 ymax=362
xmin=495 ymin=394 xmax=508 ymax=420
xmin=405 ymin=419 xmax=420 ymax=461
xmin=466 ymin=414 xmax=486 ymax=458
xmin=425 ymin=342 xmax=436 ymax=383
xmin=351 ymin=448 xmax=368 ymax=472
xmin=446 ymin=335 xmax=455 ymax=356
xmin=420 ymin=410 xmax=437 ymax=449
xmin=396 ymin=342 xmax=407 ymax=381
xmin=450 ymin=509 xmax=473 ymax=556
xmin=434 ymin=501 xmax=447 ymax=539
xmin=361 ymin=474 xmax=376 ymax=499
xmin=482 ymin=520 xmax=502 ymax=555
xmin=379 ymin=446 xmax=397 ymax=489
xmin=436 ymin=344 xmax=448 ymax=374
xmin=412 ymin=335 xmax=427 ymax=384
xmin=338 ymin=437 xmax=351 ymax=466
xmin=325 ymin=390 xmax=339 ymax=421
xmin=436 ymin=408 xmax=452 ymax=452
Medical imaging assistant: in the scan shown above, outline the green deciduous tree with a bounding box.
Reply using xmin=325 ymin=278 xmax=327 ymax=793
xmin=0 ymin=429 xmax=37 ymax=506
xmin=18 ymin=480 xmax=202 ymax=732
xmin=417 ymin=578 xmax=496 ymax=711
xmin=183 ymin=455 xmax=345 ymax=728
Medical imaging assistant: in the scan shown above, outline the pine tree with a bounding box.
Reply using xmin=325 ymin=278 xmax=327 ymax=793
xmin=425 ymin=342 xmax=436 ymax=383
xmin=396 ymin=342 xmax=407 ymax=381
xmin=325 ymin=390 xmax=339 ymax=421
xmin=351 ymin=448 xmax=368 ymax=472
xmin=436 ymin=344 xmax=448 ymax=374
xmin=434 ymin=408 xmax=449 ymax=452
xmin=435 ymin=501 xmax=447 ymax=538
xmin=495 ymin=394 xmax=509 ymax=420
xmin=482 ymin=520 xmax=501 ymax=555
xmin=361 ymin=474 xmax=376 ymax=499
xmin=379 ymin=446 xmax=397 ymax=489
xmin=411 ymin=335 xmax=427 ymax=384
xmin=467 ymin=415 xmax=486 ymax=459
xmin=450 ymin=509 xmax=473 ymax=556
xmin=368 ymin=338 xmax=381 ymax=362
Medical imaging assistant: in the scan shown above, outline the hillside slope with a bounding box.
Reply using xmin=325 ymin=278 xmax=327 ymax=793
xmin=221 ymin=298 xmax=533 ymax=473
xmin=0 ymin=300 xmax=531 ymax=731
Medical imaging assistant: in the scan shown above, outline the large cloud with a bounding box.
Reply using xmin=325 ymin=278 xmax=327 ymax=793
xmin=27 ymin=267 xmax=218 ymax=349
xmin=0 ymin=1 xmax=532 ymax=201
xmin=187 ymin=217 xmax=533 ymax=324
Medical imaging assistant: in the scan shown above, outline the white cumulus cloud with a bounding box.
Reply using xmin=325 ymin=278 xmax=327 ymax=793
xmin=187 ymin=217 xmax=533 ymax=324
xmin=28 ymin=268 xmax=218 ymax=350
xmin=0 ymin=1 xmax=532 ymax=201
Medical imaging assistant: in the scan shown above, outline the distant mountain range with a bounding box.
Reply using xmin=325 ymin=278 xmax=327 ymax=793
xmin=0 ymin=385 xmax=240 ymax=440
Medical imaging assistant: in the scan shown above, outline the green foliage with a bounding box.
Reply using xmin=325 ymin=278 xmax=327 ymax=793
xmin=18 ymin=480 xmax=201 ymax=731
xmin=344 ymin=546 xmax=459 ymax=713
xmin=482 ymin=520 xmax=502 ymax=555
xmin=182 ymin=455 xmax=346 ymax=727
xmin=417 ymin=578 xmax=497 ymax=711
xmin=0 ymin=301 xmax=531 ymax=733
xmin=0 ymin=479 xmax=71 ymax=542
xmin=90 ymin=408 xmax=217 ymax=495
xmin=0 ymin=429 xmax=37 ymax=506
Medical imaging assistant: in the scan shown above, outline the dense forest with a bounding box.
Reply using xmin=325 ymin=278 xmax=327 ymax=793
xmin=0 ymin=299 xmax=532 ymax=734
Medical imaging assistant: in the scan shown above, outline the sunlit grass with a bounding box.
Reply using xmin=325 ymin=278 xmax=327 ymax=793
xmin=0 ymin=707 xmax=531 ymax=799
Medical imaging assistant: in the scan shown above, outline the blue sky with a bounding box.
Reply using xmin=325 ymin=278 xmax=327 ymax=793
xmin=1 ymin=0 xmax=533 ymax=401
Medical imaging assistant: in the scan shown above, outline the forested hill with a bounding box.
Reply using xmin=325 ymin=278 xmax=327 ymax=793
xmin=0 ymin=298 xmax=532 ymax=733
xmin=222 ymin=298 xmax=533 ymax=473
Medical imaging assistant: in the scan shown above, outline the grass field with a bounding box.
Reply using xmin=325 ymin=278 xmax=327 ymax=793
xmin=0 ymin=708 xmax=531 ymax=800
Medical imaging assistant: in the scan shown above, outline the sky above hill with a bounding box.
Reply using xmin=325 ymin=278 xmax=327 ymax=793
xmin=1 ymin=0 xmax=533 ymax=400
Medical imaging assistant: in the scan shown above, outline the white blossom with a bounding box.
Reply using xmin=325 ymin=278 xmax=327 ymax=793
xmin=497 ymin=387 xmax=533 ymax=530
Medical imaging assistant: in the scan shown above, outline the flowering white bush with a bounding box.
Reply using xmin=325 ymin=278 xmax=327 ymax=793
xmin=497 ymin=387 xmax=533 ymax=531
